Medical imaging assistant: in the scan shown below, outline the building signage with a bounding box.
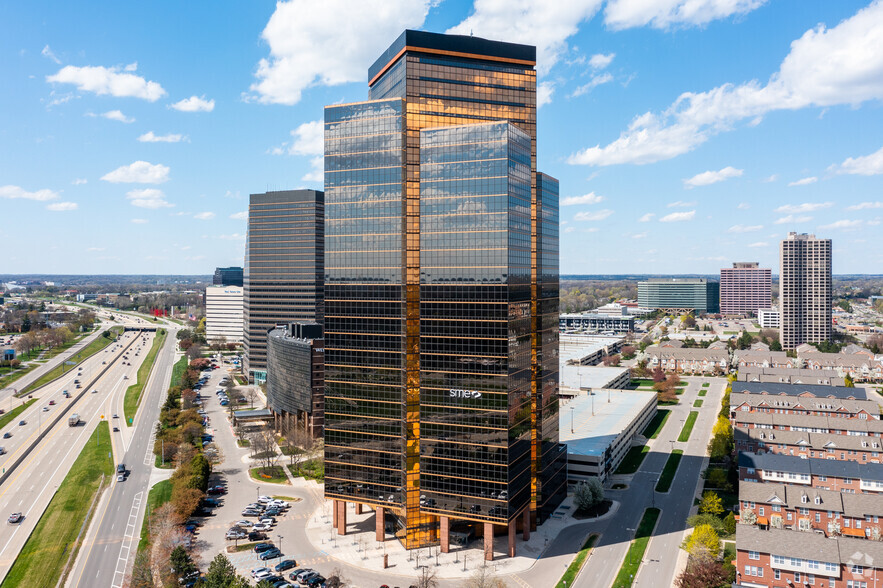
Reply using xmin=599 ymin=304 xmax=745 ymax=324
xmin=449 ymin=389 xmax=482 ymax=399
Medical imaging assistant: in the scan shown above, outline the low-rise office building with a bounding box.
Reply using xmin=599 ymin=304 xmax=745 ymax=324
xmin=559 ymin=365 xmax=631 ymax=397
xmin=559 ymin=334 xmax=624 ymax=365
xmin=205 ymin=285 xmax=244 ymax=344
xmin=757 ymin=307 xmax=780 ymax=329
xmin=637 ymin=278 xmax=720 ymax=314
xmin=559 ymin=312 xmax=635 ymax=334
xmin=265 ymin=322 xmax=324 ymax=438
xmin=738 ymin=452 xmax=883 ymax=493
xmin=560 ymin=390 xmax=656 ymax=483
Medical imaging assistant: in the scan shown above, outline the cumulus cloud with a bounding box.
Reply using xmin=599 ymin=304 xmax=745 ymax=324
xmin=847 ymin=202 xmax=883 ymax=211
xmin=126 ymin=188 xmax=173 ymax=209
xmin=131 ymin=218 xmax=148 ymax=224
xmin=46 ymin=201 xmax=77 ymax=211
xmin=561 ymin=192 xmax=604 ymax=206
xmin=302 ymin=157 xmax=324 ymax=183
xmin=571 ymin=72 xmax=613 ymax=97
xmin=589 ymin=52 xmax=615 ymax=69
xmin=728 ymin=224 xmax=763 ymax=233
xmin=819 ymin=219 xmax=863 ymax=230
xmin=667 ymin=200 xmax=695 ymax=208
xmin=286 ymin=120 xmax=323 ymax=156
xmin=604 ymin=0 xmax=767 ymax=30
xmin=574 ymin=209 xmax=614 ymax=221
xmin=659 ymin=210 xmax=695 ymax=222
xmin=41 ymin=45 xmax=61 ymax=64
xmin=102 ymin=161 xmax=170 ymax=184
xmin=774 ymin=214 xmax=812 ymax=225
xmin=138 ymin=131 xmax=187 ymax=143
xmin=830 ymin=145 xmax=883 ymax=176
xmin=46 ymin=64 xmax=165 ymax=101
xmin=569 ymin=2 xmax=883 ymax=166
xmin=537 ymin=81 xmax=555 ymax=108
xmin=638 ymin=213 xmax=655 ymax=222
xmin=761 ymin=174 xmax=778 ymax=183
xmin=170 ymin=95 xmax=215 ymax=112
xmin=230 ymin=211 xmax=248 ymax=220
xmin=194 ymin=211 xmax=216 ymax=220
xmin=72 ymin=178 xmax=87 ymax=185
xmin=250 ymin=0 xmax=432 ymax=105
xmin=100 ymin=110 xmax=134 ymax=123
xmin=788 ymin=176 xmax=818 ymax=187
xmin=0 ymin=185 xmax=59 ymax=201
xmin=683 ymin=166 xmax=743 ymax=188
xmin=775 ymin=202 xmax=832 ymax=214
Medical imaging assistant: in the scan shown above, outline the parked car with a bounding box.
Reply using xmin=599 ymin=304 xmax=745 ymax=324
xmin=275 ymin=560 xmax=297 ymax=572
xmin=235 ymin=519 xmax=254 ymax=528
xmin=295 ymin=569 xmax=316 ymax=583
xmin=251 ymin=567 xmax=272 ymax=579
xmin=253 ymin=543 xmax=275 ymax=553
xmin=253 ymin=523 xmax=272 ymax=532
xmin=226 ymin=529 xmax=247 ymax=540
xmin=306 ymin=576 xmax=325 ymax=587
xmin=248 ymin=531 xmax=268 ymax=541
xmin=259 ymin=548 xmax=283 ymax=561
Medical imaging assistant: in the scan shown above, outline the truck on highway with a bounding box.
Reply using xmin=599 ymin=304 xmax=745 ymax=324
xmin=68 ymin=414 xmax=80 ymax=427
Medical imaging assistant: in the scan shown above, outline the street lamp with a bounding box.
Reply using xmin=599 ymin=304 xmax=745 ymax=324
xmin=570 ymin=406 xmax=574 ymax=433
xmin=278 ymin=534 xmax=283 ymax=555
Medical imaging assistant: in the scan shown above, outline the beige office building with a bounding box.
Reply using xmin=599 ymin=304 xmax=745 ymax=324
xmin=779 ymin=232 xmax=831 ymax=349
xmin=205 ymin=285 xmax=244 ymax=344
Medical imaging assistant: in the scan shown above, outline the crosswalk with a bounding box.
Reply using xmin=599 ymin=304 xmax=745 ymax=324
xmin=111 ymin=491 xmax=143 ymax=588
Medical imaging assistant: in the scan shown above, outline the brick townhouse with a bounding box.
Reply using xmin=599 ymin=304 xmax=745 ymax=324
xmin=739 ymin=452 xmax=883 ymax=494
xmin=730 ymin=392 xmax=880 ymax=421
xmin=733 ymin=412 xmax=883 ymax=437
xmin=735 ymin=428 xmax=883 ymax=463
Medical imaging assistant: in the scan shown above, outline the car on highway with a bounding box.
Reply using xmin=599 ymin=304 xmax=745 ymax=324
xmin=117 ymin=474 xmax=125 ymax=482
xmin=113 ymin=426 xmax=119 ymax=432
xmin=42 ymin=407 xmax=49 ymax=412
xmin=112 ymin=414 xmax=118 ymax=419
xmin=48 ymin=400 xmax=55 ymax=405
xmin=7 ymin=512 xmax=22 ymax=524
xmin=259 ymin=548 xmax=282 ymax=561
xmin=2 ymin=433 xmax=10 ymax=439
xmin=18 ymin=420 xmax=25 ymax=426
xmin=275 ymin=560 xmax=297 ymax=572
xmin=0 ymin=447 xmax=5 ymax=455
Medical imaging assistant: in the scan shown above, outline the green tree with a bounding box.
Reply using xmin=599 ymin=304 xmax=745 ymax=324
xmin=845 ymin=374 xmax=855 ymax=388
xmin=724 ymin=511 xmax=736 ymax=535
xmin=770 ymin=339 xmax=782 ymax=351
xmin=684 ymin=524 xmax=721 ymax=558
xmin=699 ymin=491 xmax=724 ymax=516
xmin=169 ymin=545 xmax=197 ymax=578
xmin=203 ymin=554 xmax=242 ymax=588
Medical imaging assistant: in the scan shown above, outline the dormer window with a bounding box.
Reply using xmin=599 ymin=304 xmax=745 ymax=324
xmin=815 ymin=496 xmax=821 ymax=505
xmin=801 ymin=495 xmax=808 ymax=503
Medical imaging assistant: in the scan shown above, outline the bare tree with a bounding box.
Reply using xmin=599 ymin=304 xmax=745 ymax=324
xmin=325 ymin=566 xmax=349 ymax=588
xmin=244 ymin=387 xmax=258 ymax=409
xmin=462 ymin=563 xmax=507 ymax=588
xmin=127 ymin=549 xmax=154 ymax=588
xmin=281 ymin=420 xmax=315 ymax=467
xmin=250 ymin=427 xmax=279 ymax=473
xmin=148 ymin=503 xmax=186 ymax=584
xmin=186 ymin=343 xmax=203 ymax=361
xmin=415 ymin=566 xmax=439 ymax=588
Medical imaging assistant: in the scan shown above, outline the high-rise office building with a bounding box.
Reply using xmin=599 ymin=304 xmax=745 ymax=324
xmin=720 ymin=262 xmax=771 ymax=316
xmin=213 ymin=266 xmax=243 ymax=287
xmin=243 ymin=190 xmax=324 ymax=382
xmin=780 ymin=232 xmax=832 ymax=349
xmin=637 ymin=278 xmax=720 ymax=314
xmin=205 ymin=285 xmax=244 ymax=343
xmin=323 ymin=30 xmax=565 ymax=558
xmin=266 ymin=322 xmax=324 ymax=438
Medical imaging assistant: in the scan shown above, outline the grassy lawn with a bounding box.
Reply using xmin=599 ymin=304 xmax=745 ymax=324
xmin=655 ymin=450 xmax=684 ymax=492
xmin=556 ymin=534 xmax=598 ymax=588
xmin=693 ymin=399 xmax=704 ymax=407
xmin=641 ymin=409 xmax=671 ymax=440
xmin=2 ymin=422 xmax=113 ymax=588
xmin=170 ymin=355 xmax=188 ymax=387
xmin=0 ymin=399 xmax=37 ymax=430
xmin=615 ymin=445 xmax=650 ymax=475
xmin=697 ymin=389 xmax=707 ymax=397
xmin=137 ymin=479 xmax=173 ymax=553
xmin=287 ymin=459 xmax=324 ymax=482
xmin=0 ymin=364 xmax=39 ymax=391
xmin=702 ymin=382 xmax=710 ymax=388
xmin=19 ymin=327 xmax=123 ymax=395
xmin=678 ymin=411 xmax=699 ymax=442
xmin=123 ymin=329 xmax=167 ymax=424
xmin=154 ymin=453 xmax=174 ymax=469
xmin=249 ymin=466 xmax=289 ymax=484
xmin=611 ymin=508 xmax=661 ymax=588
xmin=42 ymin=330 xmax=92 ymax=360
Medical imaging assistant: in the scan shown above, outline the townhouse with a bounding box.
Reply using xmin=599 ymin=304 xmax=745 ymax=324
xmin=735 ymin=428 xmax=883 ymax=463
xmin=738 ymin=452 xmax=883 ymax=494
xmin=643 ymin=344 xmax=730 ymax=375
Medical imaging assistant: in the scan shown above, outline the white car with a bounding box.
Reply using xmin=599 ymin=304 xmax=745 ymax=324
xmin=258 ymin=517 xmax=275 ymax=526
xmin=251 ymin=567 xmax=272 ymax=579
xmin=252 ymin=523 xmax=272 ymax=532
xmin=235 ymin=519 xmax=254 ymax=528
xmin=257 ymin=495 xmax=272 ymax=504
xmin=269 ymin=500 xmax=289 ymax=509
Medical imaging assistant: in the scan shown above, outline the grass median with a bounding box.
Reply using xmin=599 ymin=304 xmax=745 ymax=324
xmin=123 ymin=329 xmax=167 ymax=424
xmin=556 ymin=534 xmax=598 ymax=588
xmin=137 ymin=479 xmax=173 ymax=553
xmin=19 ymin=326 xmax=124 ymax=396
xmin=698 ymin=389 xmax=707 ymax=397
xmin=678 ymin=411 xmax=699 ymax=442
xmin=2 ymin=421 xmax=114 ymax=588
xmin=615 ymin=445 xmax=649 ymax=475
xmin=0 ymin=399 xmax=37 ymax=430
xmin=611 ymin=508 xmax=661 ymax=588
xmin=693 ymin=399 xmax=704 ymax=408
xmin=655 ymin=450 xmax=683 ymax=493
xmin=641 ymin=409 xmax=671 ymax=440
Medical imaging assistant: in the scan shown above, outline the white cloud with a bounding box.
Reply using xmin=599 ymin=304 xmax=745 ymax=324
xmin=101 ymin=110 xmax=134 ymax=123
xmin=638 ymin=213 xmax=655 ymax=222
xmin=561 ymin=192 xmax=604 ymax=206
xmin=102 ymin=161 xmax=170 ymax=184
xmin=218 ymin=233 xmax=247 ymax=241
xmin=831 ymin=145 xmax=883 ymax=176
xmin=0 ymin=185 xmax=58 ymax=201
xmin=46 ymin=64 xmax=165 ymax=101
xmin=589 ymin=52 xmax=615 ymax=69
xmin=250 ymin=0 xmax=432 ymax=105
xmin=124 ymin=62 xmax=138 ymax=72
xmin=683 ymin=166 xmax=743 ymax=188
xmin=604 ymin=0 xmax=767 ymax=30
xmin=819 ymin=219 xmax=863 ymax=230
xmin=138 ymin=131 xmax=187 ymax=143
xmin=131 ymin=218 xmax=148 ymax=224
xmin=72 ymin=178 xmax=87 ymax=185
xmin=569 ymin=2 xmax=883 ymax=166
xmin=761 ymin=174 xmax=778 ymax=183
xmin=747 ymin=241 xmax=768 ymax=248
xmin=574 ymin=209 xmax=614 ymax=221
xmin=46 ymin=201 xmax=77 ymax=211
xmin=194 ymin=212 xmax=216 ymax=220
xmin=449 ymin=0 xmax=604 ymax=75
xmin=564 ymin=226 xmax=576 ymax=233
xmin=775 ymin=202 xmax=832 ymax=214
xmin=537 ymin=81 xmax=555 ymax=108
xmin=667 ymin=200 xmax=695 ymax=208
xmin=847 ymin=202 xmax=883 ymax=211
xmin=302 ymin=157 xmax=324 ymax=183
xmin=659 ymin=210 xmax=695 ymax=222
xmin=230 ymin=211 xmax=248 ymax=220
xmin=737 ymin=202 xmax=750 ymax=209
xmin=631 ymin=231 xmax=648 ymax=239
xmin=774 ymin=214 xmax=812 ymax=224
xmin=126 ymin=188 xmax=173 ymax=209
xmin=287 ymin=120 xmax=323 ymax=156
xmin=41 ymin=45 xmax=61 ymax=64
xmin=728 ymin=224 xmax=763 ymax=233
xmin=788 ymin=176 xmax=818 ymax=187
xmin=170 ymin=95 xmax=215 ymax=112
xmin=571 ymin=72 xmax=613 ymax=97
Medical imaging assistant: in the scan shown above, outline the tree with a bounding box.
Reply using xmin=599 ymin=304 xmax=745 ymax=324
xmin=770 ymin=339 xmax=782 ymax=352
xmin=462 ymin=563 xmax=508 ymax=588
xmin=652 ymin=366 xmax=665 ymax=383
xmin=325 ymin=566 xmax=349 ymax=588
xmin=602 ymin=353 xmax=621 ymax=367
xmin=682 ymin=313 xmax=697 ymax=329
xmin=203 ymin=554 xmax=239 ymax=588
xmin=170 ymin=545 xmax=197 ymax=578
xmin=244 ymin=386 xmax=258 ymax=409
xmin=574 ymin=481 xmax=597 ymax=512
xmin=128 ymin=550 xmax=154 ymax=588
xmin=724 ymin=511 xmax=736 ymax=535
xmin=621 ymin=345 xmax=636 ymax=360
xmin=699 ymin=491 xmax=724 ymax=517
xmin=186 ymin=344 xmax=203 ymax=361
xmin=415 ymin=566 xmax=439 ymax=588
xmin=683 ymin=524 xmax=721 ymax=558
xmin=845 ymin=373 xmax=855 ymax=388
xmin=739 ymin=508 xmax=757 ymax=525
xmin=674 ymin=553 xmax=729 ymax=588
xmin=251 ymin=427 xmax=279 ymax=472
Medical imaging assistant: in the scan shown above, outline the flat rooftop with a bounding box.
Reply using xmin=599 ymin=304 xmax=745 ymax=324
xmin=560 ymin=365 xmax=629 ymax=391
xmin=560 ymin=390 xmax=656 ymax=457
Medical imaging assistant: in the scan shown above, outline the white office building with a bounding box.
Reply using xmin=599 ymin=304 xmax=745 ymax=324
xmin=206 ymin=285 xmax=244 ymax=344
xmin=757 ymin=307 xmax=780 ymax=329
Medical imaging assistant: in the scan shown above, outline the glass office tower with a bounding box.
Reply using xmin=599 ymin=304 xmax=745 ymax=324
xmin=323 ymin=30 xmax=564 ymax=556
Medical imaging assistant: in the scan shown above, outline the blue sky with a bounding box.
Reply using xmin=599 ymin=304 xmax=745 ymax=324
xmin=2 ymin=0 xmax=882 ymax=275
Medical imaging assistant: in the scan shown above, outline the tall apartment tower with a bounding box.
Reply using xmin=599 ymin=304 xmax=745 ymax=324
xmin=719 ymin=262 xmax=771 ymax=316
xmin=243 ymin=190 xmax=324 ymax=383
xmin=780 ymin=232 xmax=832 ymax=349
xmin=323 ymin=30 xmax=566 ymax=557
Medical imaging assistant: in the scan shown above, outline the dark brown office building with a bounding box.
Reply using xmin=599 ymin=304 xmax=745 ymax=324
xmin=243 ymin=190 xmax=323 ymax=382
xmin=323 ymin=30 xmax=565 ymax=558
xmin=266 ymin=322 xmax=324 ymax=438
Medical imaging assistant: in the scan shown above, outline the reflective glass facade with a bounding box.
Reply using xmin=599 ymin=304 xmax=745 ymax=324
xmin=324 ymin=30 xmax=563 ymax=549
xmin=266 ymin=322 xmax=324 ymax=437
xmin=243 ymin=190 xmax=324 ymax=381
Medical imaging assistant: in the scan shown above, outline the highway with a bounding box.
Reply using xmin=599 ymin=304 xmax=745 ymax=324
xmin=66 ymin=323 xmax=179 ymax=588
xmin=0 ymin=325 xmax=156 ymax=584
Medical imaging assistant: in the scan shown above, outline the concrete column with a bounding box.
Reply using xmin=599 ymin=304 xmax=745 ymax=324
xmin=376 ymin=507 xmax=385 ymax=542
xmin=508 ymin=520 xmax=516 ymax=557
xmin=484 ymin=522 xmax=494 ymax=561
xmin=337 ymin=500 xmax=347 ymax=536
xmin=332 ymin=499 xmax=339 ymax=531
xmin=440 ymin=516 xmax=450 ymax=553
xmin=356 ymin=503 xmax=363 ymax=515
xmin=522 ymin=508 xmax=530 ymax=541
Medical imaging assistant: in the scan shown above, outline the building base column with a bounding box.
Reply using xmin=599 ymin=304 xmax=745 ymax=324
xmin=508 ymin=519 xmax=516 ymax=558
xmin=376 ymin=507 xmax=385 ymax=542
xmin=337 ymin=500 xmax=347 ymax=536
xmin=332 ymin=499 xmax=339 ymax=532
xmin=440 ymin=516 xmax=450 ymax=553
xmin=484 ymin=522 xmax=494 ymax=561
xmin=356 ymin=503 xmax=363 ymax=515
xmin=522 ymin=508 xmax=530 ymax=541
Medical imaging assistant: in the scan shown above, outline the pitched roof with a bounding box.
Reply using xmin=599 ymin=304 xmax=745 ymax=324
xmin=730 ymin=381 xmax=867 ymax=401
xmin=733 ymin=411 xmax=883 ymax=434
xmin=735 ymin=427 xmax=883 ymax=452
xmin=730 ymin=391 xmax=878 ymax=415
xmin=739 ymin=451 xmax=883 ymax=482
xmin=737 ymin=525 xmax=883 ymax=566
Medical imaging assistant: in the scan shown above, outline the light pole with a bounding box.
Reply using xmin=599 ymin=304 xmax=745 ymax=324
xmin=278 ymin=534 xmax=283 ymax=555
xmin=626 ymin=527 xmax=636 ymax=567
xmin=570 ymin=406 xmax=574 ymax=434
